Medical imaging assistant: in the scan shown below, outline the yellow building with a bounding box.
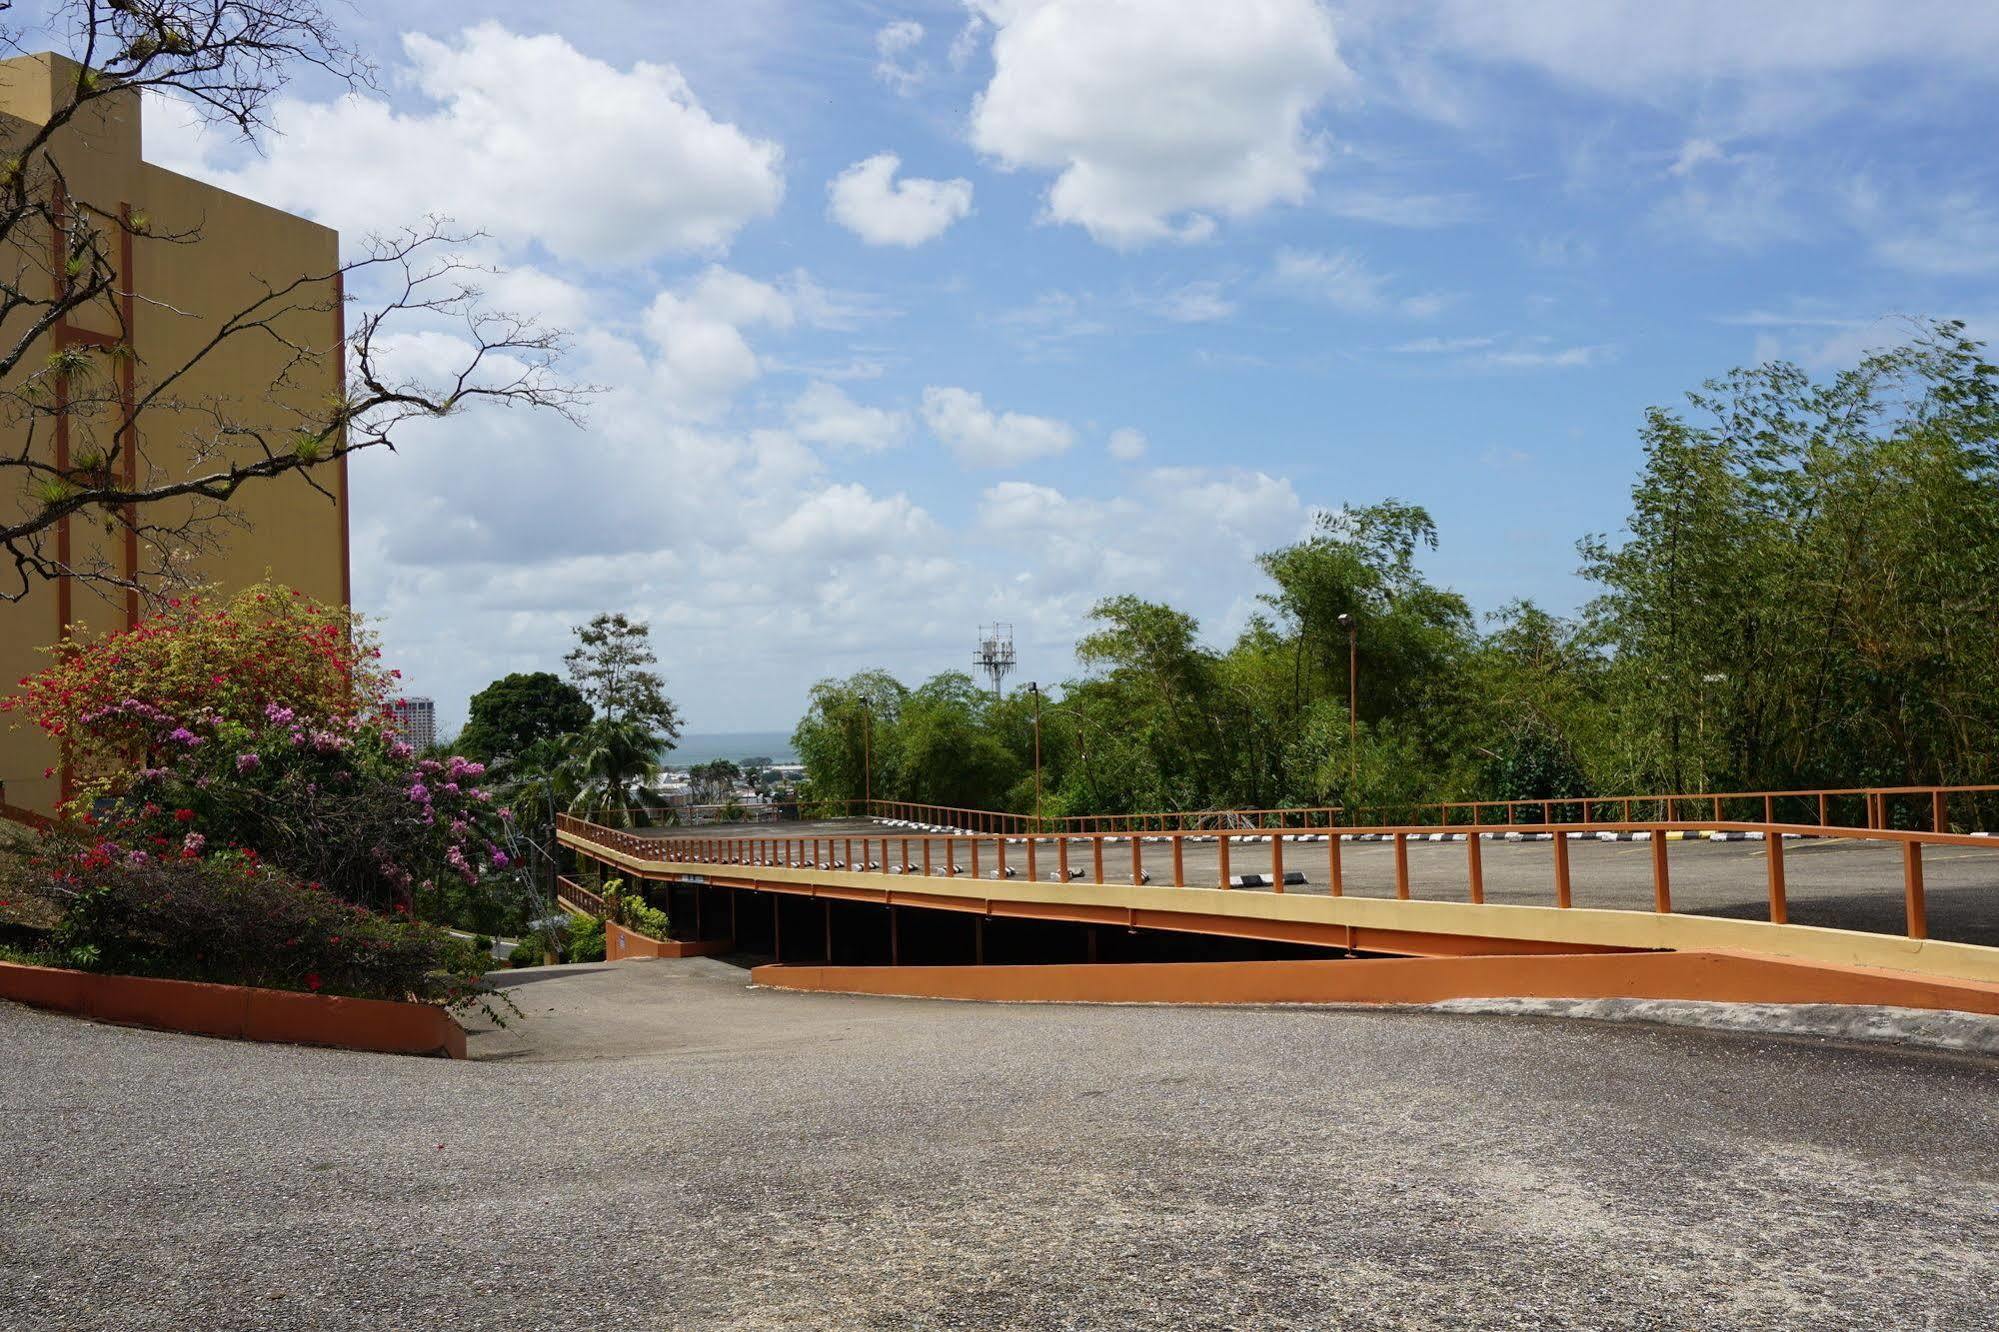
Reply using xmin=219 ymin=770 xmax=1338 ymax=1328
xmin=0 ymin=53 xmax=347 ymax=815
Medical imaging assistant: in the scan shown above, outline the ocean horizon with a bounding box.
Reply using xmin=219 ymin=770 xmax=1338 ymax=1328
xmin=665 ymin=730 xmax=798 ymax=767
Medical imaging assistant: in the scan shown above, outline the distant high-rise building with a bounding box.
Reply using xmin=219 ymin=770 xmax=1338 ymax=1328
xmin=395 ymin=697 xmax=437 ymax=751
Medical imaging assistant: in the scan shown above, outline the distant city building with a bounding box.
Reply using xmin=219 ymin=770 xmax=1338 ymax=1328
xmin=394 ymin=697 xmax=437 ymax=751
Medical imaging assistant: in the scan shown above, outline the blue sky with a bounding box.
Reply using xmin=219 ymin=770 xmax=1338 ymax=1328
xmin=140 ymin=1 xmax=1999 ymax=733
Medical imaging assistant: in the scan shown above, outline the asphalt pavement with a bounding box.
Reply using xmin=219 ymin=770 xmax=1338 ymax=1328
xmin=4 ymin=959 xmax=1997 ymax=1330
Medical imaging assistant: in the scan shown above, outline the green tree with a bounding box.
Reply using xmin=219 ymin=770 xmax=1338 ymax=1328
xmin=457 ymin=672 xmax=592 ymax=762
xmin=564 ymin=614 xmax=683 ymax=745
xmin=566 ymin=718 xmax=671 ymax=828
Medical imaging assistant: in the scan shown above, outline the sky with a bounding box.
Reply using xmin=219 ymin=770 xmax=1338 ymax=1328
xmin=133 ymin=0 xmax=1999 ymax=735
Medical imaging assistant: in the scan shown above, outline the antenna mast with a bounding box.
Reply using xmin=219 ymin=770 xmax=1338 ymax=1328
xmin=974 ymin=623 xmax=1016 ymax=699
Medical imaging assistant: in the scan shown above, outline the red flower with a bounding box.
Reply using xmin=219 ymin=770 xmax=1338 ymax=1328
xmin=173 ymin=808 xmax=195 ymax=822
xmin=304 ymin=972 xmax=322 ymax=992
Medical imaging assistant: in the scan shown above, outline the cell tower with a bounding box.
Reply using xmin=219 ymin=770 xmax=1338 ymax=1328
xmin=974 ymin=623 xmax=1016 ymax=698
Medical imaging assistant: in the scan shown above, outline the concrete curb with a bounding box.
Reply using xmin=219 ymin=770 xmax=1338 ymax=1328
xmin=1431 ymin=997 xmax=1999 ymax=1059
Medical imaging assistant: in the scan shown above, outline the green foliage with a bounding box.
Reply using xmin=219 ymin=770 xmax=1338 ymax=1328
xmin=791 ymin=321 xmax=1999 ymax=818
xmin=566 ymin=913 xmax=605 ymax=963
xmin=37 ymin=846 xmax=498 ymax=1009
xmin=456 ymin=672 xmax=592 ymax=761
xmin=565 ymin=613 xmax=681 ymax=742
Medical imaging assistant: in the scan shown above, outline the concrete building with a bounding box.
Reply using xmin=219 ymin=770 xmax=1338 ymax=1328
xmin=394 ymin=697 xmax=438 ymax=752
xmin=0 ymin=54 xmax=347 ymax=815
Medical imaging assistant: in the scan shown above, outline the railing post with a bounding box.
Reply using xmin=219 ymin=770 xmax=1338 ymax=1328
xmin=1172 ymin=836 xmax=1184 ymax=887
xmin=1328 ymin=833 xmax=1343 ymax=897
xmin=1818 ymin=792 xmax=1828 ymax=827
xmin=1651 ymin=832 xmax=1671 ymax=912
xmin=1026 ymin=835 xmax=1038 ymax=883
xmin=1131 ymin=835 xmax=1143 ymax=885
xmin=923 ymin=837 xmax=932 ymax=877
xmin=1934 ymin=789 xmax=1948 ymax=834
xmin=1903 ymin=840 xmax=1928 ymax=939
xmin=1059 ymin=836 xmax=1070 ymax=883
xmin=1271 ymin=831 xmax=1285 ymax=894
xmin=1218 ymin=833 xmax=1230 ymax=889
xmin=996 ymin=837 xmax=1008 ymax=880
xmin=1394 ymin=832 xmax=1410 ymax=900
xmin=1553 ymin=830 xmax=1571 ymax=909
xmin=971 ymin=838 xmax=981 ymax=880
xmin=1466 ymin=831 xmax=1482 ymax=905
xmin=1766 ymin=829 xmax=1787 ymax=924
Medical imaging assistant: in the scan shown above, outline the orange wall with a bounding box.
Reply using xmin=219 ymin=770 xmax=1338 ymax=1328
xmin=0 ymin=54 xmax=345 ymax=813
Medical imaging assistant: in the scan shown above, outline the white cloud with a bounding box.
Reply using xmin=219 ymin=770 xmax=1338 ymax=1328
xmin=788 ymin=381 xmax=910 ymax=452
xmin=922 ymin=386 xmax=1076 ymax=466
xmin=152 ymin=24 xmax=783 ymax=266
xmin=968 ymin=0 xmax=1348 ymax=246
xmin=827 ymin=153 xmax=975 ymax=246
xmin=1479 ymin=342 xmax=1614 ymax=369
xmin=1865 ymin=192 xmax=1999 ymax=276
xmin=641 ymin=267 xmax=795 ymax=419
xmin=1389 ymin=335 xmax=1495 ymax=353
xmin=1272 ymin=247 xmax=1388 ymax=311
xmin=764 ymin=483 xmax=936 ymax=559
xmin=1107 ymin=428 xmax=1148 ymax=461
xmin=875 ymin=20 xmax=927 ymax=93
xmin=1154 ymin=280 xmax=1236 ymax=323
xmin=1417 ymin=0 xmax=1999 ymax=98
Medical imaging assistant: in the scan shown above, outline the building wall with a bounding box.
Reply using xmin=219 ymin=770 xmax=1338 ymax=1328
xmin=0 ymin=54 xmax=346 ymax=814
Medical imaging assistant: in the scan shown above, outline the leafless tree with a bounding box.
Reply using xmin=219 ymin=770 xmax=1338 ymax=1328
xmin=0 ymin=0 xmax=583 ymax=603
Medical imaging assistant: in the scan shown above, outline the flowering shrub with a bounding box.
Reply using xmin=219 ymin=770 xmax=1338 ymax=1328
xmin=5 ymin=581 xmax=396 ymax=800
xmin=37 ymin=843 xmax=498 ymax=1010
xmin=4 ymin=583 xmax=519 ymax=925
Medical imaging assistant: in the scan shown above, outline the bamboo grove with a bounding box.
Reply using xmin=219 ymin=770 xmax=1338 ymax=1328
xmin=792 ymin=320 xmax=1999 ymax=821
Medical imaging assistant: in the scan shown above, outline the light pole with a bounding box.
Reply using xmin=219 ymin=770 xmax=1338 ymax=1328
xmin=1337 ymin=612 xmax=1358 ymax=796
xmin=1028 ymin=682 xmax=1043 ymax=831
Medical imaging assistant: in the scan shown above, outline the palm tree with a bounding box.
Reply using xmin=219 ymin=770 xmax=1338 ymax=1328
xmin=491 ymin=733 xmax=582 ymax=899
xmin=566 ymin=717 xmax=670 ymax=828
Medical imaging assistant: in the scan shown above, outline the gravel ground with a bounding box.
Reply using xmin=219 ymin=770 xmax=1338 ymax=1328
xmin=5 ymin=959 xmax=1999 ymax=1331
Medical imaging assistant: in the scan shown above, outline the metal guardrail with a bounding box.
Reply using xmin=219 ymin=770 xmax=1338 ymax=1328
xmin=861 ymin=784 xmax=1999 ymax=836
xmin=553 ymin=874 xmax=606 ymax=916
xmin=556 ymin=810 xmax=1994 ymax=943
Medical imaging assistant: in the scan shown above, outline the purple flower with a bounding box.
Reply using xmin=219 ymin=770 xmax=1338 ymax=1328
xmin=182 ymin=832 xmax=206 ymax=855
xmin=490 ymin=849 xmax=510 ymax=868
xmin=235 ymin=753 xmax=261 ymax=774
xmin=408 ymin=782 xmax=431 ymax=805
xmin=389 ymin=741 xmax=414 ymax=761
xmin=264 ymin=703 xmax=296 ymax=726
xmin=167 ymin=727 xmax=200 ymax=746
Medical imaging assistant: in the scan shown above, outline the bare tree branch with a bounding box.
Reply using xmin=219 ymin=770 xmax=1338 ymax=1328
xmin=0 ymin=1 xmax=584 ymax=605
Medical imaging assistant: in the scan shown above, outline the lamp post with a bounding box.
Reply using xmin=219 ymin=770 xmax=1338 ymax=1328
xmin=1337 ymin=612 xmax=1358 ymax=797
xmin=1028 ymin=682 xmax=1043 ymax=832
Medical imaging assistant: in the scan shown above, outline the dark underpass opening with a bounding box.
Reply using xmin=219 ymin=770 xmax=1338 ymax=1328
xmin=651 ymin=878 xmax=1356 ymax=969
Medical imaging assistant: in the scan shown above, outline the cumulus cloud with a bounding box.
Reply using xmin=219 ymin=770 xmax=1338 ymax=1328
xmin=764 ymin=483 xmax=936 ymax=558
xmin=827 ymin=153 xmax=975 ymax=246
xmin=1107 ymin=428 xmax=1148 ymax=461
xmin=788 ymin=381 xmax=911 ymax=452
xmin=968 ymin=0 xmax=1348 ymax=246
xmin=151 ymin=23 xmax=783 ymax=266
xmin=641 ymin=267 xmax=795 ymax=419
xmin=922 ymin=386 xmax=1076 ymax=466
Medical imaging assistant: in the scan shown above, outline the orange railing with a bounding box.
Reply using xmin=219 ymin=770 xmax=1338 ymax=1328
xmin=556 ymin=810 xmax=1990 ymax=943
xmin=582 ymin=782 xmax=1999 ymax=840
xmin=865 ymin=783 xmax=1999 ymax=836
